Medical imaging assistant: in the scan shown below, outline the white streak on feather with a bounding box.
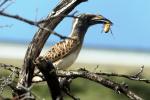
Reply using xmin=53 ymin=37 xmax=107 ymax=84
xmin=70 ymin=18 xmax=79 ymax=36
xmin=51 ymin=0 xmax=76 ymax=17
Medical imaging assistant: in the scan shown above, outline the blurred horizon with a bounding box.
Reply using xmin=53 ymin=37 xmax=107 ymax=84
xmin=1 ymin=40 xmax=150 ymax=53
xmin=1 ymin=42 xmax=150 ymax=68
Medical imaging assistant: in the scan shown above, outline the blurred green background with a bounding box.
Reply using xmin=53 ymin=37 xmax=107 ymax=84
xmin=0 ymin=58 xmax=150 ymax=100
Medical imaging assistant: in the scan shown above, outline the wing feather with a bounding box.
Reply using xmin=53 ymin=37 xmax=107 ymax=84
xmin=44 ymin=37 xmax=80 ymax=62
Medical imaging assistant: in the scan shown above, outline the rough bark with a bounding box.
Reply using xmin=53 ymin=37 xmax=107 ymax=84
xmin=35 ymin=57 xmax=63 ymax=100
xmin=17 ymin=0 xmax=87 ymax=88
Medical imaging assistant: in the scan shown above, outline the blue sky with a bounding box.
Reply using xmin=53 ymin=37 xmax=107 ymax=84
xmin=0 ymin=0 xmax=150 ymax=50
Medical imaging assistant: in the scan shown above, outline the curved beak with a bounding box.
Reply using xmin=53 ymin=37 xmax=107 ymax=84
xmin=91 ymin=15 xmax=113 ymax=25
xmin=91 ymin=15 xmax=113 ymax=33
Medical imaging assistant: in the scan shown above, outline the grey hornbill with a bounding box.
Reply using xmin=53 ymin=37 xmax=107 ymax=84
xmin=44 ymin=14 xmax=113 ymax=69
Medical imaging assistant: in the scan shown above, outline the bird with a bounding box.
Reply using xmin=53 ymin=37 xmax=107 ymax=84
xmin=43 ymin=14 xmax=113 ymax=70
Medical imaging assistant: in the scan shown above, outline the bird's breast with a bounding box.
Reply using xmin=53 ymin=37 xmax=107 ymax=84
xmin=53 ymin=47 xmax=81 ymax=70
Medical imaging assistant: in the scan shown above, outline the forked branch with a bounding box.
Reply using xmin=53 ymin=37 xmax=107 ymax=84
xmin=16 ymin=0 xmax=88 ymax=99
xmin=35 ymin=57 xmax=63 ymax=100
xmin=57 ymin=69 xmax=143 ymax=100
xmin=0 ymin=63 xmax=148 ymax=99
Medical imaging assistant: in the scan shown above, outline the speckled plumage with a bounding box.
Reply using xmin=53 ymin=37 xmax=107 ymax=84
xmin=43 ymin=14 xmax=112 ymax=69
xmin=44 ymin=36 xmax=81 ymax=69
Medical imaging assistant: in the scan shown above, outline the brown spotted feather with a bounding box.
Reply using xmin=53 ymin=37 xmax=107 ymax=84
xmin=44 ymin=37 xmax=80 ymax=62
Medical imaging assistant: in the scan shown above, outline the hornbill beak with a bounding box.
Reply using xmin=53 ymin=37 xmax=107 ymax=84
xmin=91 ymin=15 xmax=113 ymax=33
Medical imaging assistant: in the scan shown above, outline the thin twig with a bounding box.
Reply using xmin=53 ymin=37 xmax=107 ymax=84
xmin=0 ymin=11 xmax=72 ymax=40
xmin=37 ymin=24 xmax=73 ymax=40
xmin=63 ymin=89 xmax=79 ymax=100
xmin=0 ymin=24 xmax=12 ymax=28
xmin=0 ymin=0 xmax=9 ymax=8
xmin=0 ymin=11 xmax=39 ymax=25
xmin=95 ymin=66 xmax=150 ymax=83
xmin=0 ymin=67 xmax=16 ymax=94
xmin=1 ymin=0 xmax=15 ymax=12
xmin=0 ymin=63 xmax=20 ymax=76
xmin=133 ymin=66 xmax=144 ymax=77
xmin=1 ymin=63 xmax=149 ymax=84
xmin=96 ymin=72 xmax=150 ymax=83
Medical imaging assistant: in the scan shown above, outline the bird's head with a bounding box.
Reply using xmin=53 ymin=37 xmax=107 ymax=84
xmin=76 ymin=14 xmax=113 ymax=33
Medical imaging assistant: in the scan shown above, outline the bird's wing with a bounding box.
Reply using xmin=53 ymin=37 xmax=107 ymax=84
xmin=44 ymin=37 xmax=80 ymax=63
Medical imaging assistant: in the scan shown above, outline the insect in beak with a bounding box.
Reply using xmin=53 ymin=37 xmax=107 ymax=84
xmin=102 ymin=19 xmax=113 ymax=33
xmin=93 ymin=15 xmax=113 ymax=33
xmin=103 ymin=23 xmax=111 ymax=33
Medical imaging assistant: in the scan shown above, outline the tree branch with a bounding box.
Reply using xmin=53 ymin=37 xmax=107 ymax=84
xmin=0 ymin=11 xmax=71 ymax=40
xmin=0 ymin=0 xmax=14 ymax=12
xmin=57 ymin=69 xmax=143 ymax=100
xmin=0 ymin=63 xmax=149 ymax=84
xmin=0 ymin=63 xmax=20 ymax=76
xmin=96 ymin=66 xmax=150 ymax=83
xmin=1 ymin=62 xmax=148 ymax=99
xmin=0 ymin=11 xmax=38 ymax=25
xmin=16 ymin=0 xmax=88 ymax=94
xmin=35 ymin=57 xmax=63 ymax=100
xmin=0 ymin=0 xmax=9 ymax=8
xmin=0 ymin=62 xmax=149 ymax=84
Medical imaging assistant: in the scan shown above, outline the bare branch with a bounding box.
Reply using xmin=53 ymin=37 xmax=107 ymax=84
xmin=37 ymin=25 xmax=73 ymax=40
xmin=63 ymin=89 xmax=79 ymax=100
xmin=1 ymin=63 xmax=149 ymax=84
xmin=59 ymin=78 xmax=79 ymax=100
xmin=97 ymin=72 xmax=150 ymax=83
xmin=0 ymin=11 xmax=72 ymax=40
xmin=17 ymin=0 xmax=88 ymax=94
xmin=0 ymin=24 xmax=12 ymax=28
xmin=0 ymin=11 xmax=39 ymax=25
xmin=57 ymin=69 xmax=143 ymax=100
xmin=0 ymin=63 xmax=20 ymax=76
xmin=96 ymin=66 xmax=150 ymax=83
xmin=133 ymin=66 xmax=144 ymax=77
xmin=0 ymin=0 xmax=14 ymax=11
xmin=9 ymin=84 xmax=35 ymax=100
xmin=0 ymin=0 xmax=9 ymax=8
xmin=1 ymin=62 xmax=148 ymax=99
xmin=0 ymin=68 xmax=16 ymax=94
xmin=35 ymin=57 xmax=63 ymax=100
